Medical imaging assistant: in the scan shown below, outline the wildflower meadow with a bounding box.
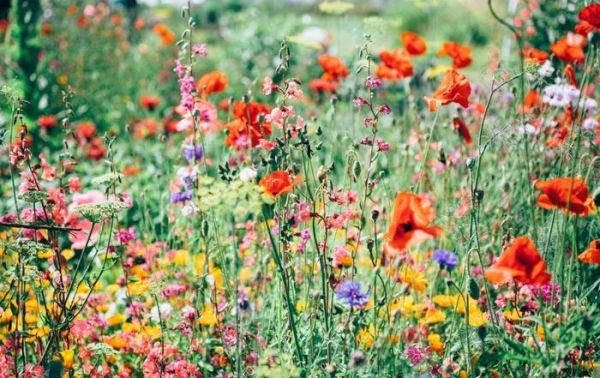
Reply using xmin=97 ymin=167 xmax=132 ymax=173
xmin=0 ymin=0 xmax=599 ymax=376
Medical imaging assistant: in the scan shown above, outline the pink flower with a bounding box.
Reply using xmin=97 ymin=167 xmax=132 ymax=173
xmin=262 ymin=76 xmax=273 ymax=95
xmin=192 ymin=43 xmax=208 ymax=57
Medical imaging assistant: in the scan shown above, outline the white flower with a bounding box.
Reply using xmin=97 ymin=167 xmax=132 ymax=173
xmin=518 ymin=123 xmax=538 ymax=135
xmin=583 ymin=117 xmax=598 ymax=130
xmin=542 ymin=82 xmax=579 ymax=108
xmin=148 ymin=303 xmax=173 ymax=323
xmin=538 ymin=60 xmax=555 ymax=77
xmin=181 ymin=203 xmax=198 ymax=217
xmin=239 ymin=167 xmax=257 ymax=183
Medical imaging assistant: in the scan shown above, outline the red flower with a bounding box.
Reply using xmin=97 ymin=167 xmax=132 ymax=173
xmin=438 ymin=42 xmax=472 ymax=69
xmin=579 ymin=4 xmax=600 ymax=28
xmin=224 ymin=101 xmax=272 ymax=150
xmin=423 ymin=69 xmax=471 ymax=112
xmin=534 ymin=177 xmax=595 ymax=216
xmin=86 ymin=138 xmax=106 ymax=160
xmin=485 ymin=237 xmax=551 ymax=286
xmin=578 ymin=240 xmax=600 ymax=265
xmin=140 ymin=95 xmax=161 ymax=110
xmin=259 ymin=171 xmax=300 ymax=198
xmin=383 ymin=192 xmax=443 ymax=252
xmin=400 ymin=32 xmax=427 ymax=56
xmin=75 ymin=122 xmax=97 ymax=140
xmin=452 ymin=117 xmax=472 ymax=145
xmin=523 ymin=47 xmax=548 ymax=64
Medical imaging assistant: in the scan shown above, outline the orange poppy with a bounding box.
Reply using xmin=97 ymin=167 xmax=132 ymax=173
xmin=140 ymin=95 xmax=161 ymax=110
xmin=224 ymin=101 xmax=272 ymax=150
xmin=423 ymin=69 xmax=471 ymax=112
xmin=484 ymin=236 xmax=551 ymax=285
xmin=534 ymin=177 xmax=595 ymax=216
xmin=452 ymin=117 xmax=472 ymax=145
xmin=197 ymin=71 xmax=228 ymax=97
xmin=400 ymin=32 xmax=427 ymax=56
xmin=309 ymin=78 xmax=339 ymax=93
xmin=375 ymin=49 xmax=414 ymax=81
xmin=383 ymin=192 xmax=443 ymax=252
xmin=259 ymin=171 xmax=300 ymax=198
xmin=551 ymin=33 xmax=586 ymax=64
xmin=317 ymin=55 xmax=349 ymax=81
xmin=564 ymin=64 xmax=578 ymax=87
xmin=578 ymin=240 xmax=600 ymax=265
xmin=518 ymin=89 xmax=542 ymax=114
xmin=438 ymin=42 xmax=472 ymax=69
xmin=523 ymin=47 xmax=549 ymax=64
xmin=38 ymin=115 xmax=58 ymax=130
xmin=75 ymin=122 xmax=96 ymax=140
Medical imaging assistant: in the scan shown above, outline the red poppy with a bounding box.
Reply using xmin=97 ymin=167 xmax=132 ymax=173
xmin=197 ymin=71 xmax=228 ymax=97
xmin=375 ymin=49 xmax=414 ymax=81
xmin=309 ymin=78 xmax=339 ymax=93
xmin=38 ymin=115 xmax=58 ymax=130
xmin=86 ymin=138 xmax=106 ymax=160
xmin=400 ymin=32 xmax=427 ymax=56
xmin=551 ymin=33 xmax=586 ymax=64
xmin=224 ymin=101 xmax=272 ymax=150
xmin=140 ymin=95 xmax=161 ymax=110
xmin=383 ymin=192 xmax=443 ymax=252
xmin=485 ymin=237 xmax=551 ymax=286
xmin=523 ymin=47 xmax=548 ymax=64
xmin=534 ymin=177 xmax=595 ymax=216
xmin=438 ymin=42 xmax=472 ymax=69
xmin=579 ymin=4 xmax=600 ymax=29
xmin=452 ymin=117 xmax=472 ymax=145
xmin=317 ymin=55 xmax=349 ymax=81
xmin=578 ymin=240 xmax=600 ymax=265
xmin=564 ymin=64 xmax=578 ymax=87
xmin=259 ymin=171 xmax=300 ymax=198
xmin=423 ymin=69 xmax=471 ymax=112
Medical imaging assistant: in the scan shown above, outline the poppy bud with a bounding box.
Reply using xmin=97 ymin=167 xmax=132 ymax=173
xmin=371 ymin=208 xmax=380 ymax=221
xmin=467 ymin=158 xmax=476 ymax=170
xmin=366 ymin=238 xmax=374 ymax=252
xmin=438 ymin=148 xmax=447 ymax=165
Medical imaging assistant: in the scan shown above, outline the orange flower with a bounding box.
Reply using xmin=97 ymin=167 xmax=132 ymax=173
xmin=564 ymin=64 xmax=578 ymax=87
xmin=318 ymin=55 xmax=349 ymax=81
xmin=423 ymin=69 xmax=471 ymax=112
xmin=534 ymin=177 xmax=595 ymax=216
xmin=518 ymin=89 xmax=542 ymax=114
xmin=75 ymin=122 xmax=96 ymax=140
xmin=309 ymin=78 xmax=339 ymax=93
xmin=551 ymin=33 xmax=586 ymax=64
xmin=400 ymin=32 xmax=427 ymax=56
xmin=485 ymin=237 xmax=551 ymax=286
xmin=383 ymin=192 xmax=443 ymax=252
xmin=224 ymin=101 xmax=272 ymax=150
xmin=438 ymin=42 xmax=472 ymax=69
xmin=86 ymin=138 xmax=106 ymax=160
xmin=38 ymin=115 xmax=58 ymax=130
xmin=375 ymin=49 xmax=414 ymax=81
xmin=259 ymin=171 xmax=300 ymax=198
xmin=523 ymin=47 xmax=548 ymax=64
xmin=452 ymin=117 xmax=472 ymax=145
xmin=578 ymin=240 xmax=600 ymax=265
xmin=140 ymin=95 xmax=161 ymax=110
xmin=197 ymin=71 xmax=228 ymax=97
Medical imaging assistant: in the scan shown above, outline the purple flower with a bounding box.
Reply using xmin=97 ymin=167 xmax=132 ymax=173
xmin=183 ymin=144 xmax=203 ymax=162
xmin=378 ymin=104 xmax=392 ymax=115
xmin=170 ymin=191 xmax=193 ymax=204
xmin=376 ymin=139 xmax=390 ymax=152
xmin=336 ymin=280 xmax=369 ymax=307
xmin=353 ymin=97 xmax=367 ymax=107
xmin=432 ymin=249 xmax=458 ymax=270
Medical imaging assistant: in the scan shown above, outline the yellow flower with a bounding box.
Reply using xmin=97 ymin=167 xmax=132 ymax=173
xmin=239 ymin=267 xmax=253 ymax=283
xmin=468 ymin=308 xmax=488 ymax=327
xmin=60 ymin=349 xmax=74 ymax=369
xmin=419 ymin=308 xmax=446 ymax=325
xmin=399 ymin=266 xmax=428 ymax=293
xmin=356 ymin=324 xmax=375 ymax=349
xmin=198 ymin=305 xmax=217 ymax=327
xmin=107 ymin=313 xmax=126 ymax=326
xmin=504 ymin=308 xmax=522 ymax=322
xmin=61 ymin=249 xmax=75 ymax=260
xmin=296 ymin=301 xmax=310 ymax=313
xmin=174 ymin=249 xmax=190 ymax=265
xmin=428 ymin=333 xmax=444 ymax=354
xmin=105 ymin=333 xmax=128 ymax=349
xmin=37 ymin=249 xmax=53 ymax=259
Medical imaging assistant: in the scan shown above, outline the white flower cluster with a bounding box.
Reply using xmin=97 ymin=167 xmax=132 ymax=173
xmin=542 ymin=81 xmax=597 ymax=113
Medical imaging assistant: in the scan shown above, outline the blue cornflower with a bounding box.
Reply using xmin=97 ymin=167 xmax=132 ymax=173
xmin=170 ymin=191 xmax=193 ymax=204
xmin=336 ymin=280 xmax=369 ymax=308
xmin=183 ymin=144 xmax=203 ymax=162
xmin=432 ymin=249 xmax=458 ymax=270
